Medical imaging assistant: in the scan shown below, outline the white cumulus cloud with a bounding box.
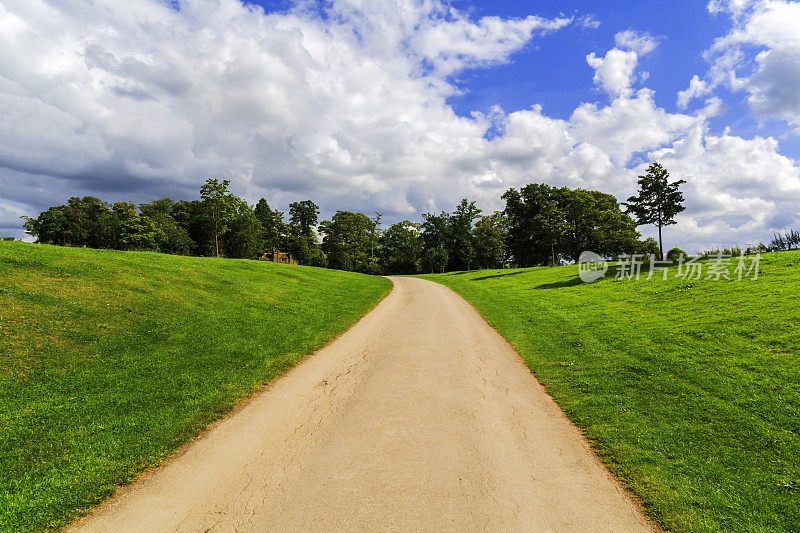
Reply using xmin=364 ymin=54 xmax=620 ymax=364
xmin=678 ymin=75 xmax=711 ymax=109
xmin=586 ymin=48 xmax=640 ymax=97
xmin=682 ymin=0 xmax=800 ymax=127
xmin=0 ymin=0 xmax=799 ymax=253
xmin=614 ymin=29 xmax=660 ymax=55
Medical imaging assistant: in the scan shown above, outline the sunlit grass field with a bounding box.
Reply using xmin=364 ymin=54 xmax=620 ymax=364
xmin=419 ymin=252 xmax=799 ymax=532
xmin=0 ymin=241 xmax=391 ymax=532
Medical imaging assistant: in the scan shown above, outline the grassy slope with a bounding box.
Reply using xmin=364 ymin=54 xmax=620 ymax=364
xmin=0 ymin=242 xmax=391 ymax=532
xmin=419 ymin=253 xmax=799 ymax=532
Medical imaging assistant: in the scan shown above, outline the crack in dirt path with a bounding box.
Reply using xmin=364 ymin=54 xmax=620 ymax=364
xmin=69 ymin=277 xmax=655 ymax=532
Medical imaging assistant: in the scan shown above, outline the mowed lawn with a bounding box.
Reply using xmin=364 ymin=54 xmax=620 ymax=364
xmin=419 ymin=252 xmax=799 ymax=532
xmin=0 ymin=242 xmax=391 ymax=532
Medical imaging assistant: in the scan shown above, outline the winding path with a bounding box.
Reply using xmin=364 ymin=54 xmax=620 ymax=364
xmin=70 ymin=277 xmax=654 ymax=532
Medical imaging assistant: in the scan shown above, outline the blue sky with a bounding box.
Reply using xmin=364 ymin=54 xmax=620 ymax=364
xmin=2 ymin=0 xmax=800 ymax=251
xmin=217 ymin=1 xmax=796 ymax=150
xmin=447 ymin=0 xmax=798 ymax=155
xmin=243 ymin=0 xmax=800 ymax=164
xmin=448 ymin=1 xmax=725 ymax=116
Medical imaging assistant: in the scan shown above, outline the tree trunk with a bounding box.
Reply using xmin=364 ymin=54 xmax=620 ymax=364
xmin=658 ymin=223 xmax=663 ymax=261
xmin=215 ymin=233 xmax=219 ymax=258
xmin=551 ymin=243 xmax=556 ymax=267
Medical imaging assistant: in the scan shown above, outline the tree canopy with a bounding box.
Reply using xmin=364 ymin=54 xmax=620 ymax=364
xmin=503 ymin=184 xmax=643 ymax=266
xmin=23 ymin=174 xmax=669 ymax=274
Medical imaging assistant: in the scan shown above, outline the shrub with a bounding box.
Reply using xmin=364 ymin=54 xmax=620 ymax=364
xmin=769 ymin=229 xmax=800 ymax=252
xmin=698 ymin=245 xmax=743 ymax=259
xmin=666 ymin=247 xmax=686 ymax=261
xmin=637 ymin=237 xmax=660 ymax=256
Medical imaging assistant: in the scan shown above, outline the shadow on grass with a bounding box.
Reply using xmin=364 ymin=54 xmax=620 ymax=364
xmin=531 ymin=263 xmax=677 ymax=289
xmin=531 ymin=277 xmax=585 ymax=289
xmin=470 ymin=270 xmax=529 ymax=281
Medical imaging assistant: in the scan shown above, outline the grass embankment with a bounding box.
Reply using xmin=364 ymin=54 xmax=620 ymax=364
xmin=419 ymin=253 xmax=799 ymax=532
xmin=0 ymin=242 xmax=391 ymax=532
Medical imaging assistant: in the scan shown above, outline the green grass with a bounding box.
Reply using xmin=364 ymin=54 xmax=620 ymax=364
xmin=418 ymin=253 xmax=800 ymax=532
xmin=0 ymin=241 xmax=391 ymax=532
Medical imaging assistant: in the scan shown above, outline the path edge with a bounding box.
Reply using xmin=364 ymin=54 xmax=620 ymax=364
xmin=67 ymin=276 xmax=395 ymax=530
xmin=417 ymin=276 xmax=663 ymax=533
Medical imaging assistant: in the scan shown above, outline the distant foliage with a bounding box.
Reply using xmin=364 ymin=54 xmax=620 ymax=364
xmin=199 ymin=178 xmax=235 ymax=258
xmin=699 ymin=246 xmax=742 ymax=259
xmin=23 ymin=179 xmax=664 ymax=275
xmin=666 ymin=247 xmax=686 ymax=261
xmin=320 ymin=211 xmax=373 ymax=273
xmin=21 ymin=180 xmax=299 ymax=262
xmin=503 ymin=184 xmax=645 ymax=266
xmin=379 ymin=221 xmax=423 ymax=274
xmin=695 ymin=233 xmax=794 ymax=258
xmin=639 ymin=238 xmax=661 ymax=257
xmin=769 ymin=229 xmax=800 ymax=252
xmin=473 ymin=212 xmax=507 ymax=269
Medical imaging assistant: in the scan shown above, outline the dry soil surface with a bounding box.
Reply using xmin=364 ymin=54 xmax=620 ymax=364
xmin=70 ymin=276 xmax=655 ymax=532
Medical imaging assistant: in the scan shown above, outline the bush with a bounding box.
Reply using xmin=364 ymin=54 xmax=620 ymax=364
xmin=306 ymin=248 xmax=328 ymax=268
xmin=745 ymin=243 xmax=768 ymax=255
xmin=769 ymin=229 xmax=800 ymax=251
xmin=637 ymin=237 xmax=660 ymax=256
xmin=698 ymin=245 xmax=742 ymax=259
xmin=666 ymin=247 xmax=686 ymax=261
xmin=364 ymin=262 xmax=384 ymax=276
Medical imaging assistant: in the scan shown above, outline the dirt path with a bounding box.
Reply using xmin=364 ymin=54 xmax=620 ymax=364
xmin=70 ymin=277 xmax=654 ymax=532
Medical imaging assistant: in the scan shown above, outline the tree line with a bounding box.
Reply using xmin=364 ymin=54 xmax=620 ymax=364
xmin=23 ymin=164 xmax=686 ymax=274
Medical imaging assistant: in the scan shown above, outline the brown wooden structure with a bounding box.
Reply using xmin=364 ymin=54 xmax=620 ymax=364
xmin=259 ymin=248 xmax=298 ymax=265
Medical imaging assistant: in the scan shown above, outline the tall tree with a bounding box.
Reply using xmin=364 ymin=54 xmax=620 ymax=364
xmin=22 ymin=207 xmax=67 ymax=245
xmin=319 ymin=211 xmax=373 ymax=273
xmin=200 ymin=178 xmax=234 ymax=258
xmin=370 ymin=211 xmax=382 ymax=268
xmin=22 ymin=197 xmax=115 ymax=248
xmin=112 ymin=202 xmax=159 ymax=251
xmin=559 ymin=188 xmax=640 ymax=262
xmin=379 ymin=221 xmax=423 ymax=274
xmin=288 ymin=200 xmax=319 ymax=240
xmin=254 ymin=198 xmax=285 ymax=251
xmin=449 ymin=199 xmax=482 ymax=270
xmin=72 ymin=197 xmax=116 ymax=249
xmin=623 ymin=162 xmax=686 ymax=260
xmin=420 ymin=211 xmax=450 ymax=273
xmin=286 ymin=200 xmax=321 ymax=265
xmin=224 ymin=200 xmax=264 ymax=259
xmin=502 ymin=184 xmax=563 ymax=267
xmin=503 ymin=184 xmax=642 ymax=265
xmin=529 ymin=188 xmax=564 ymax=267
xmin=172 ymin=200 xmax=209 ymax=256
xmin=473 ymin=212 xmax=507 ymax=269
xmin=139 ymin=198 xmax=194 ymax=255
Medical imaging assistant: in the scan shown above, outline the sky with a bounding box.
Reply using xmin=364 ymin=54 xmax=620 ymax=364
xmin=2 ymin=0 xmax=800 ymax=252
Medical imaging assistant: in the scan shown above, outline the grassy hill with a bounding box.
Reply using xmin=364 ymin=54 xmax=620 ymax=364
xmin=419 ymin=253 xmax=799 ymax=532
xmin=0 ymin=242 xmax=391 ymax=532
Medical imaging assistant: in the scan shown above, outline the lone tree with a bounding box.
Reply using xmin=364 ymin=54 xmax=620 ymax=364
xmin=623 ymin=162 xmax=686 ymax=260
xmin=200 ymin=178 xmax=234 ymax=258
